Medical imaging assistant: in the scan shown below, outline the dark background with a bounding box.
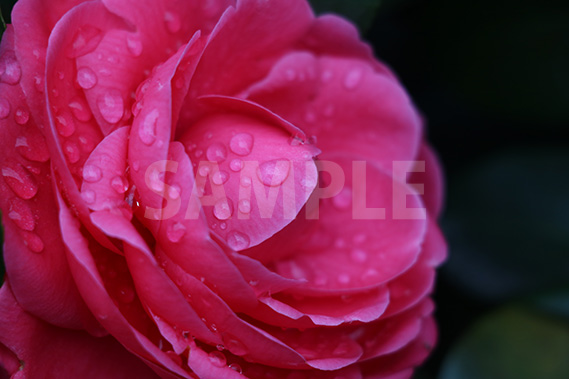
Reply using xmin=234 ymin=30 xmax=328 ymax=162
xmin=2 ymin=0 xmax=569 ymax=377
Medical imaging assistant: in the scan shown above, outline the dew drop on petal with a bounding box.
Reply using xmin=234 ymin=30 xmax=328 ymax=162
xmin=63 ymin=141 xmax=81 ymax=163
xmin=257 ymin=159 xmax=290 ymax=187
xmin=8 ymin=197 xmax=35 ymax=231
xmin=344 ymin=68 xmax=363 ymax=90
xmin=82 ymin=164 xmax=102 ymax=183
xmin=332 ymin=187 xmax=352 ymax=210
xmin=126 ymin=35 xmax=143 ymax=57
xmin=23 ymin=232 xmax=44 ymax=253
xmin=111 ymin=176 xmax=129 ymax=194
xmin=55 ymin=113 xmax=76 ymax=137
xmin=208 ymin=351 xmax=226 ymax=368
xmin=337 ymin=273 xmax=351 ymax=284
xmin=168 ymin=184 xmax=181 ymax=199
xmin=350 ymin=248 xmax=368 ymax=263
xmin=117 ymin=286 xmax=135 ymax=303
xmin=139 ymin=109 xmax=159 ymax=145
xmin=213 ymin=198 xmax=233 ymax=220
xmin=0 ymin=97 xmax=10 ymax=119
xmin=77 ymin=67 xmax=98 ymax=89
xmin=229 ymin=133 xmax=254 ymax=156
xmin=238 ymin=199 xmax=251 ymax=214
xmin=206 ymin=142 xmax=227 ymax=163
xmin=81 ymin=189 xmax=96 ymax=204
xmin=14 ymin=108 xmax=29 ymax=125
xmin=166 ymin=222 xmax=186 ymax=243
xmin=240 ymin=176 xmax=251 ymax=188
xmin=0 ymin=53 xmax=22 ymax=85
xmin=164 ymin=12 xmax=182 ymax=33
xmin=97 ymin=90 xmax=124 ymax=124
xmin=68 ymin=97 xmax=92 ymax=122
xmin=229 ymin=363 xmax=242 ymax=374
xmin=66 ymin=26 xmax=103 ymax=58
xmin=2 ymin=164 xmax=38 ymax=199
xmin=226 ymin=230 xmax=250 ymax=251
xmin=212 ymin=171 xmax=229 ymax=185
xmin=229 ymin=158 xmax=243 ymax=172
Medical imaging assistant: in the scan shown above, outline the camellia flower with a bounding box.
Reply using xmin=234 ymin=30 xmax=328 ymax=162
xmin=0 ymin=0 xmax=446 ymax=378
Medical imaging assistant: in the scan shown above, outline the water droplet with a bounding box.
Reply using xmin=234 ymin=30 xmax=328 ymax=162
xmin=139 ymin=109 xmax=159 ymax=145
xmin=344 ymin=68 xmax=363 ymax=90
xmin=166 ymin=222 xmax=186 ymax=243
xmin=332 ymin=187 xmax=352 ymax=210
xmin=8 ymin=197 xmax=35 ymax=231
xmin=55 ymin=113 xmax=76 ymax=137
xmin=212 ymin=171 xmax=229 ymax=185
xmin=0 ymin=97 xmax=10 ymax=119
xmin=132 ymin=160 xmax=140 ymax=172
xmin=168 ymin=184 xmax=181 ymax=199
xmin=225 ymin=336 xmax=248 ymax=356
xmin=321 ymin=69 xmax=333 ymax=83
xmin=323 ymin=104 xmax=335 ymax=117
xmin=111 ymin=176 xmax=129 ymax=194
xmin=33 ymin=74 xmax=43 ymax=93
xmin=81 ymin=189 xmax=96 ymax=204
xmin=117 ymin=286 xmax=135 ymax=303
xmin=350 ymin=249 xmax=368 ymax=263
xmin=337 ymin=273 xmax=351 ymax=284
xmin=304 ymin=111 xmax=316 ymax=123
xmin=97 ymin=90 xmax=124 ymax=124
xmin=82 ymin=164 xmax=102 ymax=183
xmin=0 ymin=53 xmax=22 ymax=85
xmin=206 ymin=143 xmax=227 ymax=163
xmin=226 ymin=230 xmax=250 ymax=251
xmin=68 ymin=97 xmax=92 ymax=122
xmin=285 ymin=69 xmax=296 ymax=81
xmin=229 ymin=133 xmax=254 ymax=156
xmin=198 ymin=165 xmax=210 ymax=177
xmin=216 ymin=344 xmax=225 ymax=351
xmin=208 ymin=351 xmax=226 ymax=367
xmin=77 ymin=67 xmax=98 ymax=89
xmin=213 ymin=198 xmax=233 ymax=220
xmin=164 ymin=11 xmax=182 ymax=33
xmin=257 ymin=159 xmax=290 ymax=186
xmin=2 ymin=164 xmax=38 ymax=199
xmin=240 ymin=176 xmax=251 ymax=187
xmin=125 ymin=35 xmax=143 ymax=56
xmin=229 ymin=363 xmax=242 ymax=374
xmin=66 ymin=25 xmax=103 ymax=58
xmin=14 ymin=108 xmax=29 ymax=125
xmin=63 ymin=141 xmax=81 ymax=163
xmin=229 ymin=158 xmax=243 ymax=172
xmin=219 ymin=222 xmax=227 ymax=230
xmin=238 ymin=199 xmax=251 ymax=214
xmin=148 ymin=168 xmax=164 ymax=192
xmin=194 ymin=149 xmax=204 ymax=159
xmin=15 ymin=133 xmax=49 ymax=163
xmin=23 ymin=232 xmax=44 ymax=253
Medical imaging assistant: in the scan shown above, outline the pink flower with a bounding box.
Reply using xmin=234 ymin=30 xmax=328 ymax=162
xmin=0 ymin=0 xmax=446 ymax=378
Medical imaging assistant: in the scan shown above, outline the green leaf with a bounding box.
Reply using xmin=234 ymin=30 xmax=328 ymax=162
xmin=442 ymin=147 xmax=569 ymax=300
xmin=308 ymin=0 xmax=382 ymax=32
xmin=440 ymin=307 xmax=569 ymax=379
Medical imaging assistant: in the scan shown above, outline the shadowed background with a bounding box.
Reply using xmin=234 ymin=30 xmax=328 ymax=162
xmin=2 ymin=0 xmax=569 ymax=377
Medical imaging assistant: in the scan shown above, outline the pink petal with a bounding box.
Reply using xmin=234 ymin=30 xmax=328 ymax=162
xmin=154 ymin=142 xmax=259 ymax=310
xmin=0 ymin=28 xmax=95 ymax=330
xmin=360 ymin=316 xmax=437 ymax=378
xmin=80 ymin=127 xmax=130 ymax=212
xmin=156 ymin=249 xmax=310 ymax=369
xmin=409 ymin=144 xmax=445 ymax=218
xmin=251 ymin=286 xmax=389 ymax=328
xmin=58 ymin=196 xmax=194 ymax=378
xmin=180 ymin=0 xmax=314 ymax=126
xmin=246 ymin=52 xmax=421 ymax=172
xmin=271 ymin=154 xmax=427 ymax=294
xmin=179 ymin=110 xmax=319 ymax=250
xmin=90 ymin=210 xmax=222 ymax=346
xmin=0 ymin=282 xmax=159 ymax=379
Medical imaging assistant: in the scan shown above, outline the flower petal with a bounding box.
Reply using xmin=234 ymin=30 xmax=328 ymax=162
xmin=0 ymin=282 xmax=159 ymax=379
